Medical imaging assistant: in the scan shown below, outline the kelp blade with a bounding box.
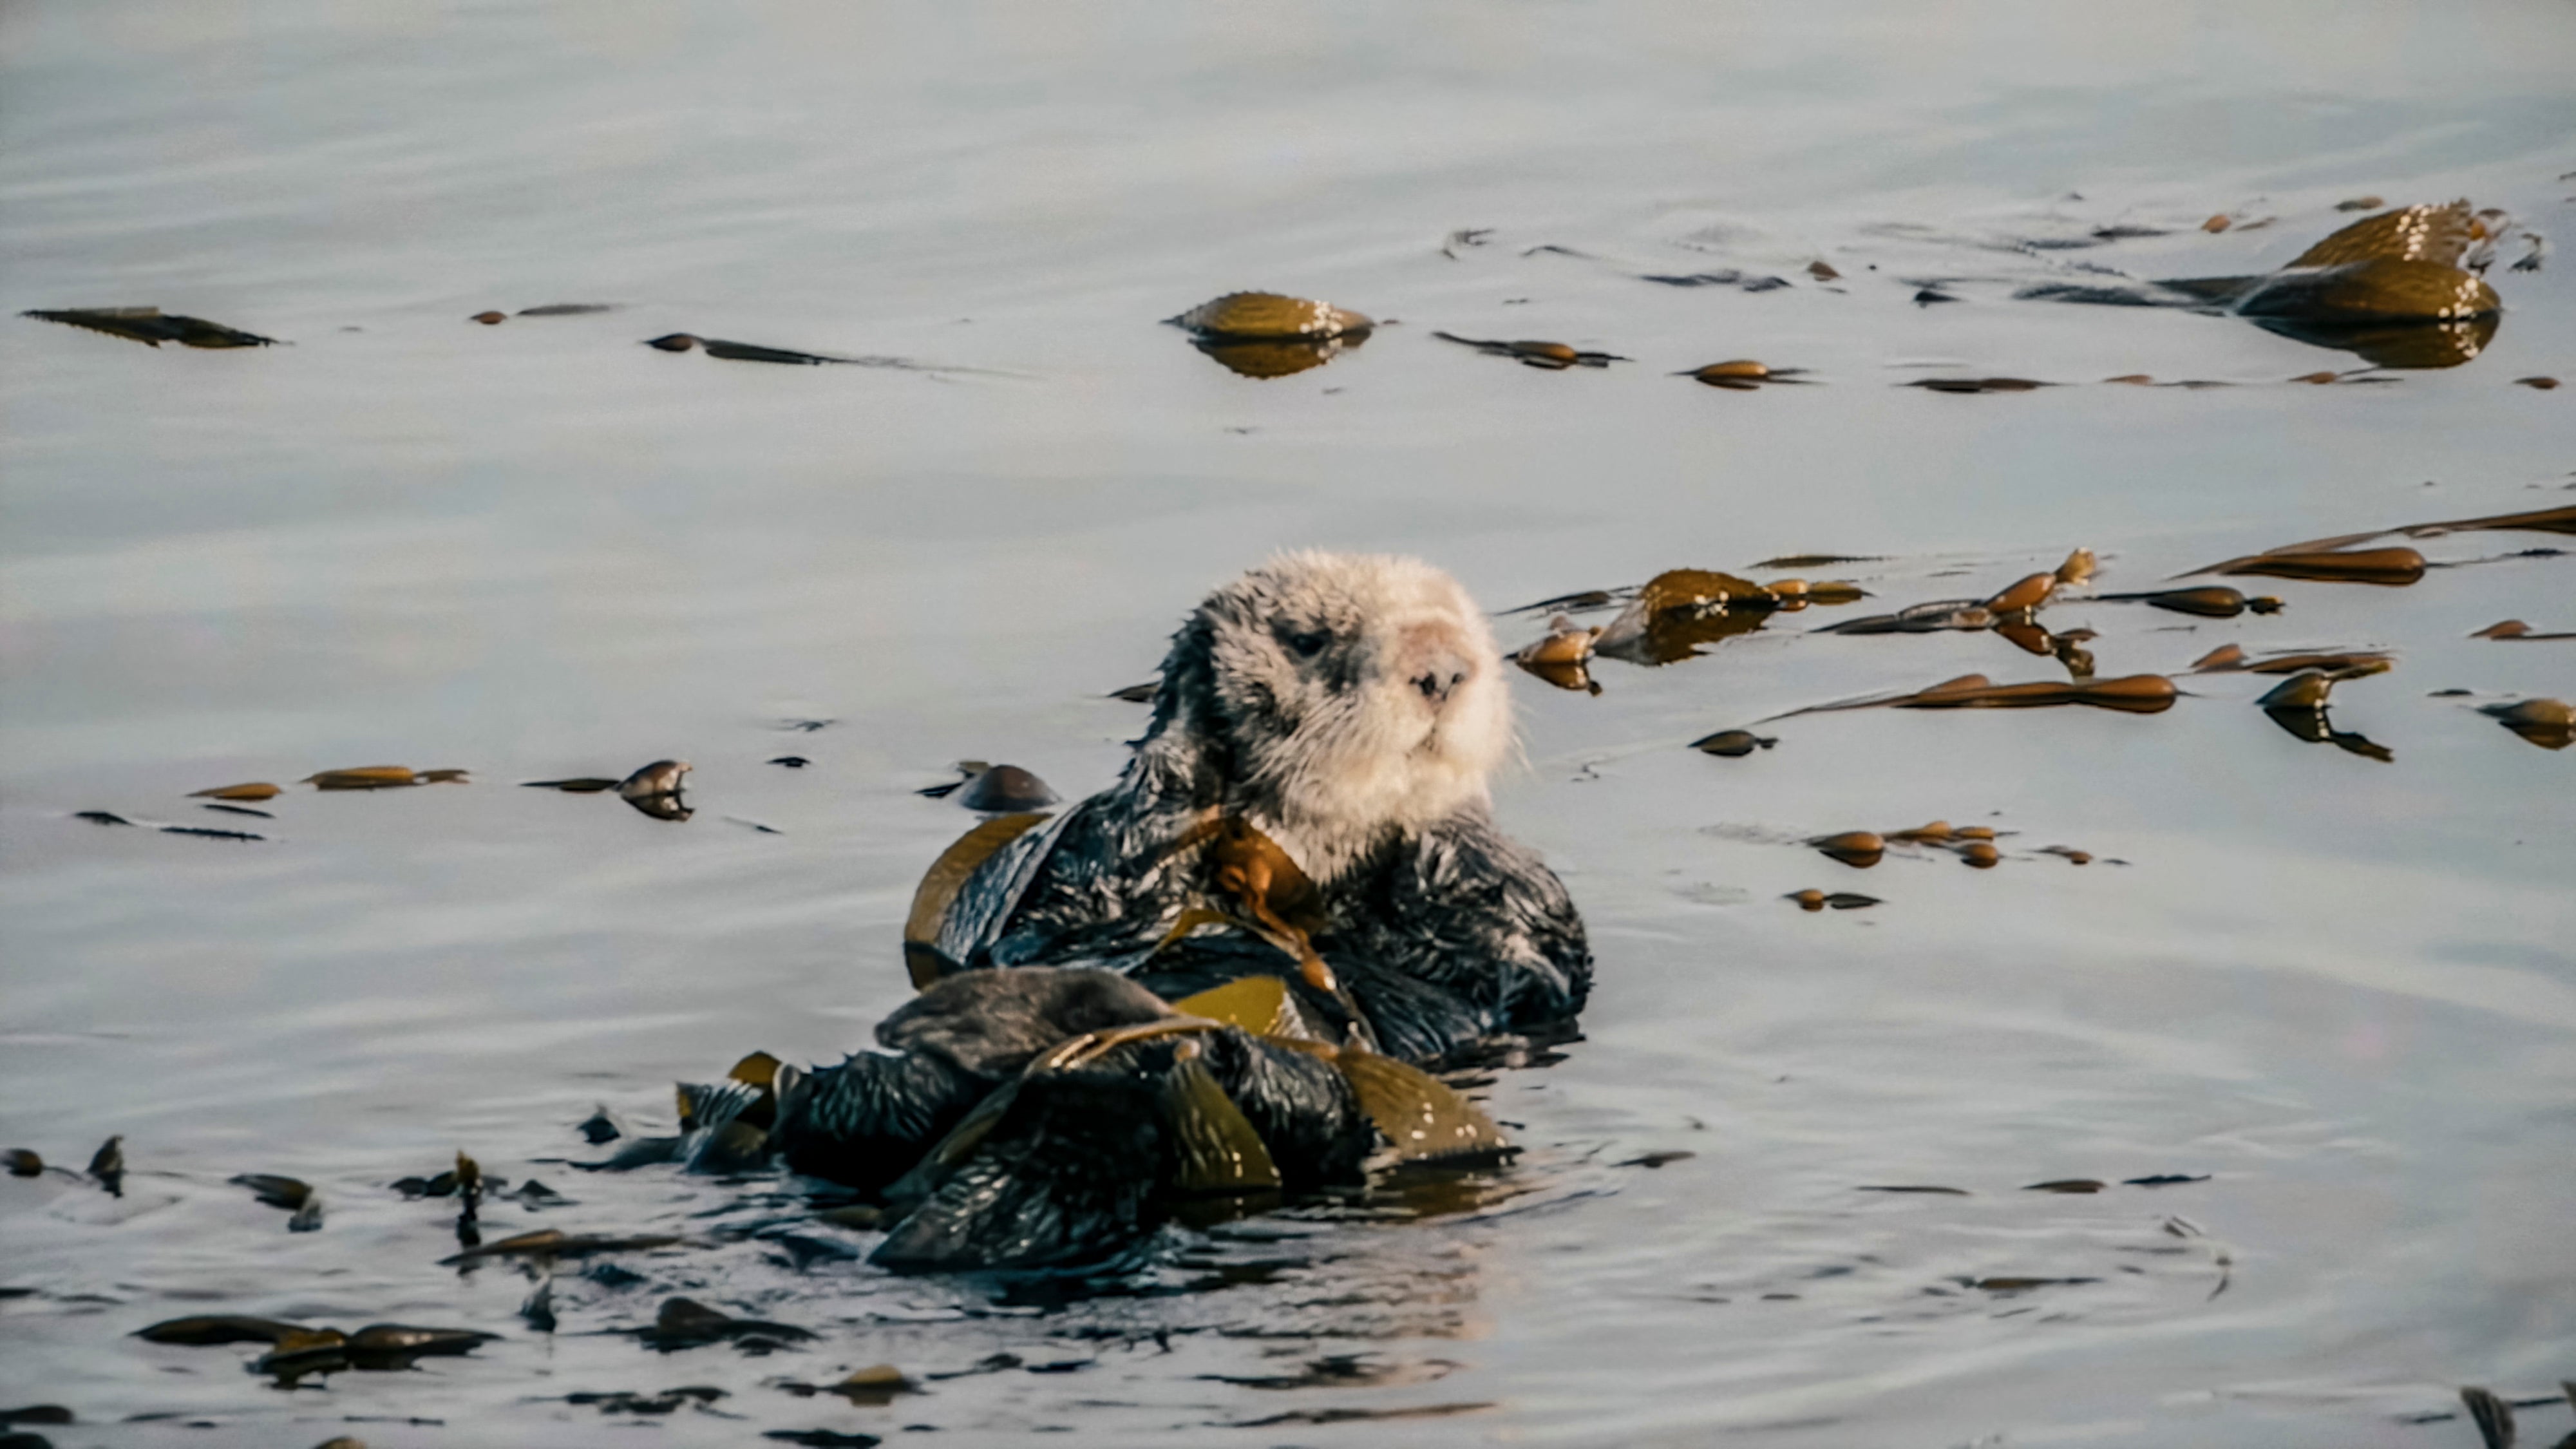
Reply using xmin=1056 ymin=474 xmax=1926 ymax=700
xmin=1160 ymin=1055 xmax=1281 ymax=1195
xmin=1334 ymin=1052 xmax=1508 ymax=1163
xmin=903 ymin=812 xmax=1050 ymax=987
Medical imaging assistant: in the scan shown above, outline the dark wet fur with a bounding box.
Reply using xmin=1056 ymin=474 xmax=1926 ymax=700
xmin=870 ymin=1073 xmax=1166 ymax=1273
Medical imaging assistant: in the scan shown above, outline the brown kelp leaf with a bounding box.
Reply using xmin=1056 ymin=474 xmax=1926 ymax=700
xmin=1631 ymin=569 xmax=1775 ymax=613
xmin=417 ymin=768 xmax=469 ymax=784
xmin=1810 ymin=831 xmax=1886 ymax=868
xmin=470 ymin=310 xmax=507 ymax=325
xmin=73 ymin=810 xmax=133 ymax=826
xmin=1170 ymin=975 xmax=1317 ymax=1040
xmin=88 ymin=1135 xmax=123 ymax=1194
xmin=5 ymin=1149 xmax=41 ymax=1177
xmin=2472 ymin=619 xmax=2576 ymax=640
xmin=2098 ymin=585 xmax=2280 ymax=618
xmin=1680 ymin=359 xmax=1812 ymax=387
xmin=1857 ymin=1184 xmax=1969 ymax=1195
xmin=784 ymin=1365 xmax=919 ymax=1406
xmin=2228 ymin=547 xmax=2427 ymax=585
xmin=22 ymin=307 xmax=278 ymax=348
xmin=345 ymin=1323 xmax=499 ymax=1357
xmin=1886 ymin=674 xmax=2178 ymax=713
xmin=638 ymin=1295 xmax=816 ymax=1349
xmin=2039 ymin=846 xmax=2094 ymax=865
xmin=1108 ymin=679 xmax=1159 ymax=702
xmin=2335 ymin=196 xmax=2385 ymax=212
xmin=1808 ymin=260 xmax=1842 ymax=281
xmin=1789 ymin=890 xmax=1880 ymax=911
xmin=2514 ymin=375 xmax=2559 ymax=389
xmin=439 ymin=1227 xmax=686 ymax=1264
xmin=1752 ymin=553 xmax=1880 ymax=570
xmin=1789 ymin=889 xmax=1828 ymax=911
xmin=189 ymin=782 xmax=280 ymax=801
xmin=252 ymin=1327 xmax=350 ymax=1379
xmin=1886 ymin=821 xmax=1953 ymax=844
xmin=2123 ymin=1173 xmax=2210 ymax=1186
xmin=1514 ymin=617 xmax=1599 ymax=667
xmin=2460 ymin=1387 xmax=2514 ymax=1449
xmin=1616 ymin=1151 xmax=1697 ymax=1168
xmin=643 ymin=333 xmax=843 ymax=365
xmin=956 ymin=764 xmax=1059 ymax=813
xmin=1168 ymin=292 xmax=1372 ymax=339
xmin=2391 ymin=503 xmax=2576 ymax=538
xmin=1690 ymin=729 xmax=1776 ymax=757
xmin=2255 ymin=670 xmax=2344 ymax=710
xmin=1955 ymin=842 xmax=2000 ymax=868
xmin=2289 ymin=200 xmax=2479 ymax=269
xmin=1515 ymin=655 xmax=1599 ymax=694
xmin=904 ymin=811 xmax=1052 ymax=987
xmin=1334 ymin=1052 xmax=1508 ymax=1162
xmin=2202 ymin=214 xmax=2232 ymax=233
xmin=518 ymin=303 xmax=617 ymax=317
xmin=2289 ymin=370 xmax=2342 ymax=383
xmin=2482 ymin=697 xmax=2575 ymax=750
xmin=229 ymin=1173 xmax=313 ymax=1210
xmin=1431 ymin=331 xmax=1626 ymax=368
xmin=1971 ymin=1276 xmax=2099 ymax=1291
xmin=523 ymin=777 xmax=622 ymax=792
xmin=2024 ymin=1178 xmax=2107 ymax=1193
xmin=618 ymin=759 xmax=690 ymax=798
xmin=137 ymin=1315 xmax=314 ymax=1346
xmin=1906 ymin=377 xmax=2051 ymax=393
xmin=1953 ymin=826 xmax=1996 ymax=841
xmin=1161 ymin=1045 xmax=1282 ymax=1195
xmin=2055 ymin=549 xmax=2098 ymax=587
xmin=305 ymin=765 xmax=419 ymax=790
xmin=1191 ymin=334 xmax=1362 ymax=379
xmin=1982 ymin=573 xmax=2058 ymax=615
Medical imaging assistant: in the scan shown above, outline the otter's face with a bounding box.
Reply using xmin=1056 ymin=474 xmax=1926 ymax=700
xmin=1181 ymin=553 xmax=1509 ymax=876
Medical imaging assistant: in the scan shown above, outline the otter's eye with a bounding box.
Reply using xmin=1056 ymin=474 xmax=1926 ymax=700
xmin=1287 ymin=630 xmax=1331 ymax=659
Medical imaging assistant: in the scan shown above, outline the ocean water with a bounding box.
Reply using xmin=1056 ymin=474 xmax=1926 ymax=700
xmin=3 ymin=3 xmax=2572 ymax=1444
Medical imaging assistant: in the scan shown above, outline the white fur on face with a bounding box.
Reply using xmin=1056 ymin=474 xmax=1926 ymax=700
xmin=1192 ymin=551 xmax=1510 ymax=880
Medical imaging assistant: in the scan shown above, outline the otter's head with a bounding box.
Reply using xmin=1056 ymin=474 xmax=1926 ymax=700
xmin=1145 ymin=552 xmax=1510 ymax=880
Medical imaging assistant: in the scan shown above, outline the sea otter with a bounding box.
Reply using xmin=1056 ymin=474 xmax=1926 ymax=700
xmin=909 ymin=550 xmax=1591 ymax=1062
xmin=728 ymin=554 xmax=1590 ymax=1270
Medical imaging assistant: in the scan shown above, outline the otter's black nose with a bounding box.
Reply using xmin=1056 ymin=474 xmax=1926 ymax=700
xmin=1413 ymin=664 xmax=1468 ymax=705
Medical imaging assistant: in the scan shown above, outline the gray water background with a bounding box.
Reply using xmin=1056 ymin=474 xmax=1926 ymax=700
xmin=3 ymin=2 xmax=2573 ymax=1444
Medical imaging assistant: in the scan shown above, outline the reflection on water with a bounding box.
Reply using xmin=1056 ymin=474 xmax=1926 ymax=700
xmin=5 ymin=1 xmax=2576 ymax=1445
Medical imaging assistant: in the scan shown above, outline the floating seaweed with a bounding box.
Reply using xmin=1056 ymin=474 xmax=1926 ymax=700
xmin=22 ymin=307 xmax=278 ymax=348
xmin=2259 ymin=672 xmax=2394 ymax=761
xmin=1639 ymin=269 xmax=1790 ymax=292
xmin=523 ymin=776 xmax=621 ymax=792
xmin=1776 ymin=672 xmax=2178 ymax=719
xmin=644 ymin=334 xmax=853 ymax=365
xmin=2480 ymin=697 xmax=2573 ymax=750
xmin=440 ymin=1227 xmax=688 ymax=1265
xmin=1677 ymin=359 xmax=1813 ymax=390
xmin=1904 ymin=376 xmax=2053 ymax=393
xmin=2473 ymin=620 xmax=2576 ymax=641
xmin=618 ymin=760 xmax=692 ymax=820
xmin=636 ymin=1296 xmax=817 ymax=1351
xmin=303 ymin=765 xmax=467 ymax=790
xmin=189 ymin=782 xmax=280 ymax=801
xmin=2025 ymin=201 xmax=2510 ymax=368
xmin=1808 ymin=831 xmax=1886 ymax=868
xmin=916 ymin=761 xmax=1059 ymax=811
xmin=1690 ymin=729 xmax=1777 ymax=757
xmin=1168 ymin=292 xmax=1372 ymax=340
xmin=2097 ymin=586 xmax=2283 ymax=618
xmin=1787 ymin=889 xmax=1879 ymax=911
xmin=1431 ymin=332 xmax=1627 ymax=370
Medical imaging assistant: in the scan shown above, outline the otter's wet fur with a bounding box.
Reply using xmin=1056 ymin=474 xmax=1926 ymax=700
xmin=930 ymin=552 xmax=1591 ymax=1062
xmin=770 ymin=970 xmax=1375 ymax=1269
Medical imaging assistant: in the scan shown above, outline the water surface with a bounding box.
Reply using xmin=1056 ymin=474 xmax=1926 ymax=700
xmin=5 ymin=3 xmax=2573 ymax=1445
